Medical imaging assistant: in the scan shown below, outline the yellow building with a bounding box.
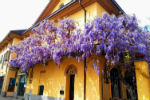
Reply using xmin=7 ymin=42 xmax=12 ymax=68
xmin=0 ymin=0 xmax=150 ymax=100
xmin=0 ymin=39 xmax=10 ymax=94
xmin=0 ymin=30 xmax=25 ymax=97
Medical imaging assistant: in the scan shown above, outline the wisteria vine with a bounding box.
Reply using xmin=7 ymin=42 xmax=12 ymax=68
xmin=9 ymin=13 xmax=150 ymax=72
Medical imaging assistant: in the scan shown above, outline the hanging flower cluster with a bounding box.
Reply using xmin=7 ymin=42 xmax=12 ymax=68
xmin=9 ymin=13 xmax=150 ymax=71
xmin=84 ymin=14 xmax=150 ymax=66
xmin=9 ymin=18 xmax=81 ymax=71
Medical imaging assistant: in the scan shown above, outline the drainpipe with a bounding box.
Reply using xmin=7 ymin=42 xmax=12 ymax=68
xmin=78 ymin=0 xmax=87 ymax=100
xmin=78 ymin=0 xmax=86 ymax=23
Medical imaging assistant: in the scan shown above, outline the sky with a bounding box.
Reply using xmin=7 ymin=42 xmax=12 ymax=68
xmin=0 ymin=0 xmax=49 ymax=42
xmin=0 ymin=0 xmax=150 ymax=42
xmin=116 ymin=0 xmax=150 ymax=27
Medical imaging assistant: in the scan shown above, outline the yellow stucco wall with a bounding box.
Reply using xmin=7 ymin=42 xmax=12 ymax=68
xmin=14 ymin=70 xmax=20 ymax=93
xmin=134 ymin=61 xmax=150 ymax=100
xmin=86 ymin=56 xmax=105 ymax=100
xmin=68 ymin=2 xmax=108 ymax=29
xmin=2 ymin=70 xmax=16 ymax=92
xmin=25 ymin=56 xmax=106 ymax=100
xmin=10 ymin=38 xmax=21 ymax=59
xmin=52 ymin=0 xmax=71 ymax=13
xmin=1 ymin=37 xmax=21 ymax=94
xmin=26 ymin=58 xmax=84 ymax=100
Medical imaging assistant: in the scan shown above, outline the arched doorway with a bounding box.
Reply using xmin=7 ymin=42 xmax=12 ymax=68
xmin=65 ymin=64 xmax=77 ymax=100
xmin=110 ymin=68 xmax=121 ymax=98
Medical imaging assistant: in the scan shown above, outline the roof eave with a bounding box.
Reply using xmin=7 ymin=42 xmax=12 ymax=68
xmin=22 ymin=0 xmax=77 ymax=34
xmin=111 ymin=0 xmax=125 ymax=14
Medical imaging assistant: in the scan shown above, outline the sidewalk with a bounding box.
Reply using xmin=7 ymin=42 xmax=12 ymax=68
xmin=0 ymin=96 xmax=13 ymax=100
xmin=0 ymin=96 xmax=23 ymax=100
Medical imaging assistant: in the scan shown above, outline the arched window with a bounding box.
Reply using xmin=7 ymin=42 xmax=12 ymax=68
xmin=65 ymin=64 xmax=77 ymax=75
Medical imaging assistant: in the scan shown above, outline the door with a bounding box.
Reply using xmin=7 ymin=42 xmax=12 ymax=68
xmin=8 ymin=78 xmax=16 ymax=92
xmin=17 ymin=75 xmax=26 ymax=96
xmin=69 ymin=74 xmax=75 ymax=100
xmin=0 ymin=76 xmax=4 ymax=93
xmin=65 ymin=65 xmax=77 ymax=100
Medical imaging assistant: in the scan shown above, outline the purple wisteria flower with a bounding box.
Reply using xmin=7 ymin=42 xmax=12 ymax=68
xmin=9 ymin=14 xmax=150 ymax=72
